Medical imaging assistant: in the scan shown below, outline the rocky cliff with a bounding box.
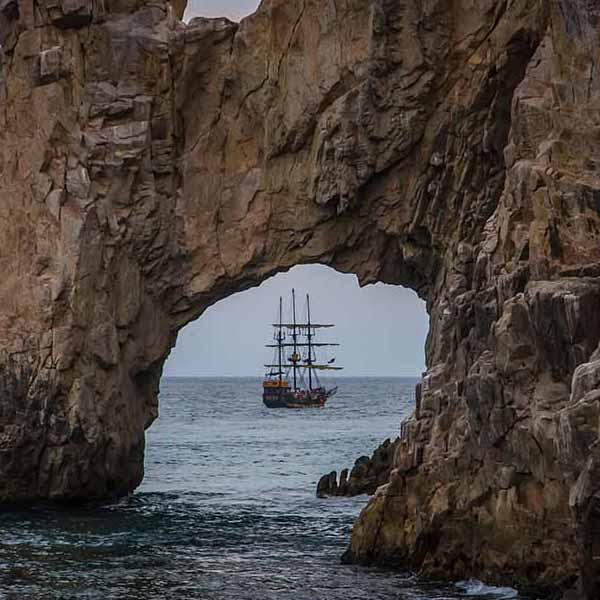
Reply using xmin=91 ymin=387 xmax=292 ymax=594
xmin=1 ymin=0 xmax=599 ymax=597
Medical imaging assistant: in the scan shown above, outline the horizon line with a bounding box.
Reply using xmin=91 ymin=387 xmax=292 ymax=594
xmin=162 ymin=374 xmax=422 ymax=379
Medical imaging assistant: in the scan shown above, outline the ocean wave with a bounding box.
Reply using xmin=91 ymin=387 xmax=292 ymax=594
xmin=456 ymin=580 xmax=518 ymax=598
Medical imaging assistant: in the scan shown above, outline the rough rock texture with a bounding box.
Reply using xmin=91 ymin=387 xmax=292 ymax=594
xmin=1 ymin=0 xmax=600 ymax=597
xmin=317 ymin=438 xmax=398 ymax=498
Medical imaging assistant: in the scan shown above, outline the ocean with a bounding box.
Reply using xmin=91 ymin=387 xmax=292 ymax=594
xmin=0 ymin=377 xmax=528 ymax=599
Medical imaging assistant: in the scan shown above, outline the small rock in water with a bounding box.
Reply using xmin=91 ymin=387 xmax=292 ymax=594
xmin=316 ymin=471 xmax=338 ymax=498
xmin=316 ymin=438 xmax=398 ymax=497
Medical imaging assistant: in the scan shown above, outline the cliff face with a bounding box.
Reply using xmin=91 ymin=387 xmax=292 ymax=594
xmin=1 ymin=0 xmax=599 ymax=596
xmin=346 ymin=5 xmax=600 ymax=598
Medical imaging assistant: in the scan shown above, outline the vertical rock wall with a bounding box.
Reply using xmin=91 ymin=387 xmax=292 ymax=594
xmin=347 ymin=4 xmax=600 ymax=598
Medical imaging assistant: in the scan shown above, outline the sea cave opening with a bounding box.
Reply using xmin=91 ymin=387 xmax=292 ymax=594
xmin=143 ymin=264 xmax=428 ymax=501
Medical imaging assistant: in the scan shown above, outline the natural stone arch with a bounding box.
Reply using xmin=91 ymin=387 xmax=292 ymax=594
xmin=2 ymin=0 xmax=600 ymax=596
xmin=164 ymin=263 xmax=428 ymax=379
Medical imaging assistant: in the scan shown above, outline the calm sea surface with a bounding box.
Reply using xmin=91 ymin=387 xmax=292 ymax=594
xmin=0 ymin=377 xmax=530 ymax=599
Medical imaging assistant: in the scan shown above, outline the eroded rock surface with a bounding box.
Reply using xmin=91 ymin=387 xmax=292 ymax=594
xmin=1 ymin=0 xmax=600 ymax=597
xmin=317 ymin=438 xmax=398 ymax=498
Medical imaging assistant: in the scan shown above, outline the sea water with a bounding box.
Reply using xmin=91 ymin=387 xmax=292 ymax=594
xmin=0 ymin=377 xmax=534 ymax=599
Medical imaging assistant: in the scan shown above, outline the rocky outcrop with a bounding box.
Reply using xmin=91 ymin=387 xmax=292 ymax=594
xmin=344 ymin=5 xmax=600 ymax=598
xmin=1 ymin=0 xmax=600 ymax=597
xmin=317 ymin=438 xmax=398 ymax=498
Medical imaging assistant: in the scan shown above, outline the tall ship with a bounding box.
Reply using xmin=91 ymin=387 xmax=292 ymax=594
xmin=263 ymin=290 xmax=342 ymax=408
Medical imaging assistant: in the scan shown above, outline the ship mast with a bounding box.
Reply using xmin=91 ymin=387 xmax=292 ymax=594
xmin=292 ymin=289 xmax=298 ymax=392
xmin=306 ymin=293 xmax=313 ymax=390
xmin=264 ymin=295 xmax=343 ymax=382
xmin=278 ymin=296 xmax=283 ymax=384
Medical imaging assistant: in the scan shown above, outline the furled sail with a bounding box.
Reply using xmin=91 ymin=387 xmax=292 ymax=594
xmin=265 ymin=343 xmax=339 ymax=348
xmin=263 ymin=289 xmax=342 ymax=405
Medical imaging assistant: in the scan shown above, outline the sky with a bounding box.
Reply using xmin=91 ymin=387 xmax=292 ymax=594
xmin=164 ymin=265 xmax=429 ymax=378
xmin=171 ymin=2 xmax=429 ymax=379
xmin=184 ymin=0 xmax=261 ymax=21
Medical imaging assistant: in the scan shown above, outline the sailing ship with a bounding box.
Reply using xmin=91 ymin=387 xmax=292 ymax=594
xmin=262 ymin=290 xmax=342 ymax=408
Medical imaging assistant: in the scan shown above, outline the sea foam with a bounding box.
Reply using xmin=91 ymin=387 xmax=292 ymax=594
xmin=456 ymin=579 xmax=519 ymax=598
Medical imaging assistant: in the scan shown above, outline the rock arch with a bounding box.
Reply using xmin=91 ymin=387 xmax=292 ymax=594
xmin=1 ymin=0 xmax=600 ymax=596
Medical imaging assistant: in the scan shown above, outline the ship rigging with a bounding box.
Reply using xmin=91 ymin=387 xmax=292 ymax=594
xmin=262 ymin=289 xmax=342 ymax=408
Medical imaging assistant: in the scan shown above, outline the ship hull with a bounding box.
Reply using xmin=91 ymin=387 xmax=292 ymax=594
xmin=262 ymin=387 xmax=337 ymax=409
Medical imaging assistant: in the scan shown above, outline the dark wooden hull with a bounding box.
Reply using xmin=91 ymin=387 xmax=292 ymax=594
xmin=262 ymin=387 xmax=337 ymax=409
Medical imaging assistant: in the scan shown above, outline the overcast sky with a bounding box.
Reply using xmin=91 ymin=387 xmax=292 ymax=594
xmin=184 ymin=0 xmax=260 ymax=21
xmin=170 ymin=2 xmax=429 ymax=378
xmin=164 ymin=266 xmax=428 ymax=378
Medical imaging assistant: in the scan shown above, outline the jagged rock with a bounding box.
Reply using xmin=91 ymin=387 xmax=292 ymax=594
xmin=317 ymin=438 xmax=398 ymax=498
xmin=1 ymin=0 xmax=600 ymax=597
xmin=46 ymin=0 xmax=94 ymax=29
xmin=316 ymin=471 xmax=338 ymax=499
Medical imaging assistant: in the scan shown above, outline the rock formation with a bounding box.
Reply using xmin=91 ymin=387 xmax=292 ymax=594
xmin=1 ymin=0 xmax=600 ymax=597
xmin=317 ymin=438 xmax=398 ymax=498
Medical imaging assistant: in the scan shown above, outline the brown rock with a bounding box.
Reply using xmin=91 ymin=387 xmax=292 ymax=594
xmin=316 ymin=471 xmax=338 ymax=499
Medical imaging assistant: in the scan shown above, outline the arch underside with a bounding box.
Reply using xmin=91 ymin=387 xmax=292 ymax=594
xmin=1 ymin=0 xmax=600 ymax=596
